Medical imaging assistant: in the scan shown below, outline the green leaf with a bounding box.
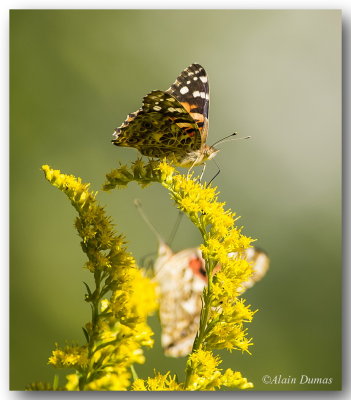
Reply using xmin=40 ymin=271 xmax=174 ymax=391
xmin=82 ymin=327 xmax=90 ymax=343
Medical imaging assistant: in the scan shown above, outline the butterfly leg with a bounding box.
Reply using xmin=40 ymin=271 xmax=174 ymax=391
xmin=206 ymin=159 xmax=221 ymax=186
xmin=199 ymin=163 xmax=206 ymax=181
xmin=187 ymin=155 xmax=202 ymax=180
xmin=186 ymin=163 xmax=196 ymax=180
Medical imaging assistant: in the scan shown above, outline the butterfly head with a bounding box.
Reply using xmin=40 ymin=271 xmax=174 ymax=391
xmin=174 ymin=145 xmax=219 ymax=168
xmin=204 ymin=145 xmax=219 ymax=161
xmin=195 ymin=144 xmax=219 ymax=166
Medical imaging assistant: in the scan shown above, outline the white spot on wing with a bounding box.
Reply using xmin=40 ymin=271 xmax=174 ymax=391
xmin=193 ymin=76 xmax=198 ymax=81
xmin=193 ymin=91 xmax=200 ymax=97
xmin=168 ymin=107 xmax=184 ymax=113
xmin=167 ymin=107 xmax=183 ymax=113
xmin=153 ymin=106 xmax=161 ymax=111
xmin=180 ymin=86 xmax=189 ymax=94
xmin=200 ymin=76 xmax=208 ymax=83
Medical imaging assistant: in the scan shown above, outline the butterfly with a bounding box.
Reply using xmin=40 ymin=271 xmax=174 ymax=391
xmin=112 ymin=63 xmax=219 ymax=168
xmin=135 ymin=200 xmax=270 ymax=358
xmin=154 ymin=242 xmax=270 ymax=357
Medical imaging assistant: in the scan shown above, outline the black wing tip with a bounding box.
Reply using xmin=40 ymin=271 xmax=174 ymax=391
xmin=189 ymin=62 xmax=204 ymax=68
xmin=187 ymin=63 xmax=206 ymax=72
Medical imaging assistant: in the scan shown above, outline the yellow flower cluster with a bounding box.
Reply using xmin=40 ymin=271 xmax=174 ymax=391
xmin=186 ymin=349 xmax=253 ymax=390
xmin=155 ymin=162 xmax=255 ymax=354
xmin=41 ymin=165 xmax=158 ymax=390
xmin=131 ymin=350 xmax=253 ymax=391
xmin=107 ymin=266 xmax=158 ymax=326
xmin=132 ymin=372 xmax=183 ymax=391
xmin=65 ymin=367 xmax=132 ymax=391
xmin=48 ymin=344 xmax=88 ymax=369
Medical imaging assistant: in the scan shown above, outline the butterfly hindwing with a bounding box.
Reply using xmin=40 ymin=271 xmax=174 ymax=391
xmin=112 ymin=90 xmax=202 ymax=158
xmin=237 ymin=247 xmax=270 ymax=293
xmin=142 ymin=90 xmax=202 ymax=149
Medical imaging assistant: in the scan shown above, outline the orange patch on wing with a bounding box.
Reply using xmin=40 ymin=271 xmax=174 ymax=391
xmin=189 ymin=113 xmax=204 ymax=123
xmin=188 ymin=257 xmax=205 ymax=279
xmin=176 ymin=122 xmax=194 ymax=128
xmin=180 ymin=101 xmax=191 ymax=113
xmin=126 ymin=115 xmax=136 ymax=122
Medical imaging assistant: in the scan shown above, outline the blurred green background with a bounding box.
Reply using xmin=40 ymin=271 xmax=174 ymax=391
xmin=10 ymin=10 xmax=341 ymax=391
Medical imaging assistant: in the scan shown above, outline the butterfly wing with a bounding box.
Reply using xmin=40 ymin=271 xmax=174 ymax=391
xmin=237 ymin=247 xmax=270 ymax=293
xmin=166 ymin=63 xmax=209 ymax=143
xmin=154 ymin=244 xmax=206 ymax=357
xmin=112 ymin=90 xmax=202 ymax=159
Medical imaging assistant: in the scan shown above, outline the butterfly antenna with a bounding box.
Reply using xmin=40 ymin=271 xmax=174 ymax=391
xmin=167 ymin=211 xmax=183 ymax=246
xmin=211 ymin=132 xmax=251 ymax=148
xmin=139 ymin=251 xmax=158 ymax=272
xmin=134 ymin=199 xmax=165 ymax=244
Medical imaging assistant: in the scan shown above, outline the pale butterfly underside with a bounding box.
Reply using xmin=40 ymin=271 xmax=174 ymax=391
xmin=153 ymin=241 xmax=270 ymax=357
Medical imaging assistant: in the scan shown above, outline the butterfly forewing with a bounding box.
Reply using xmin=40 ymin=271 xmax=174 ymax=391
xmin=166 ymin=63 xmax=209 ymax=142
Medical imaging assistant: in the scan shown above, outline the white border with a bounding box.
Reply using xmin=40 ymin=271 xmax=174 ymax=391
xmin=3 ymin=2 xmax=349 ymax=399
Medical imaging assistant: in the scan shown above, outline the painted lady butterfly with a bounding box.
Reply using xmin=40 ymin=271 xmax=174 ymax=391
xmin=136 ymin=201 xmax=270 ymax=357
xmin=154 ymin=242 xmax=270 ymax=357
xmin=112 ymin=64 xmax=218 ymax=167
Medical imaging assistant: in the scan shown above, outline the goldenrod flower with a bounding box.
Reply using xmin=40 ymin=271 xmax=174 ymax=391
xmin=65 ymin=374 xmax=80 ymax=391
xmin=132 ymin=372 xmax=183 ymax=391
xmin=48 ymin=344 xmax=89 ymax=369
xmin=84 ymin=368 xmax=131 ymax=391
xmin=41 ymin=165 xmax=157 ymax=391
xmin=220 ymin=369 xmax=254 ymax=390
xmin=185 ymin=350 xmax=253 ymax=390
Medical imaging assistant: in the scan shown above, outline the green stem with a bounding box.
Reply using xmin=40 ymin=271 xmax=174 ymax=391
xmin=185 ymin=257 xmax=214 ymax=388
xmin=80 ymin=270 xmax=103 ymax=390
